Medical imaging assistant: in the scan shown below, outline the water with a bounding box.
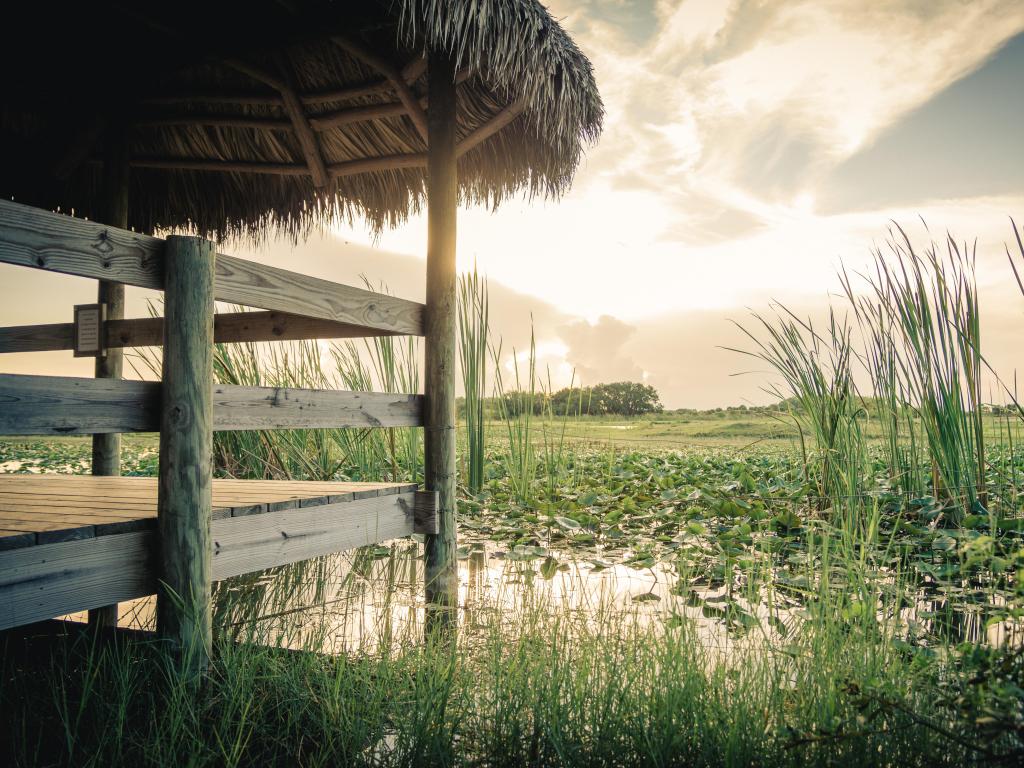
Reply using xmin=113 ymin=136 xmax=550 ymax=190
xmin=67 ymin=537 xmax=1020 ymax=654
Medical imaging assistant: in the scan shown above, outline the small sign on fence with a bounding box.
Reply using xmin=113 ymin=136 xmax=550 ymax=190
xmin=73 ymin=303 xmax=106 ymax=357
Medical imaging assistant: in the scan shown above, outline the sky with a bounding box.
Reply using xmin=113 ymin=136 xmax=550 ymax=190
xmin=3 ymin=0 xmax=1024 ymax=408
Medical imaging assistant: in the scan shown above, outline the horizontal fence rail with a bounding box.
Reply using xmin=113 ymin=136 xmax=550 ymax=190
xmin=0 ymin=311 xmax=400 ymax=354
xmin=0 ymin=199 xmax=425 ymax=336
xmin=0 ymin=374 xmax=422 ymax=435
xmin=212 ymin=384 xmax=422 ymax=431
xmin=0 ymin=490 xmax=425 ymax=630
xmin=0 ymin=375 xmax=160 ymax=435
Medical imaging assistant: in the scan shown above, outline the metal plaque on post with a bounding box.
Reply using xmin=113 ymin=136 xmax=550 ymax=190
xmin=73 ymin=303 xmax=106 ymax=357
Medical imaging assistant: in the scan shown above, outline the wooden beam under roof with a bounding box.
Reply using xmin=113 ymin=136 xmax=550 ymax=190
xmin=225 ymin=57 xmax=330 ymax=187
xmin=330 ymin=35 xmax=429 ymax=143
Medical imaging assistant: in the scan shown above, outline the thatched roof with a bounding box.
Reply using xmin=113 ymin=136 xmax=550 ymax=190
xmin=1 ymin=1 xmax=602 ymax=241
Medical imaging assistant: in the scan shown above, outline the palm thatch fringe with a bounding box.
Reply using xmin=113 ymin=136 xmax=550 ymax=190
xmin=0 ymin=0 xmax=603 ymax=243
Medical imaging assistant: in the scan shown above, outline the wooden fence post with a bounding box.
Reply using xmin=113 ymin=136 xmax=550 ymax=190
xmin=423 ymin=48 xmax=458 ymax=632
xmin=156 ymin=235 xmax=215 ymax=673
xmin=88 ymin=130 xmax=129 ymax=629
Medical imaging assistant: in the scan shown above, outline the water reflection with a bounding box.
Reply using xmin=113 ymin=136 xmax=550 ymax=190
xmin=63 ymin=538 xmax=1020 ymax=655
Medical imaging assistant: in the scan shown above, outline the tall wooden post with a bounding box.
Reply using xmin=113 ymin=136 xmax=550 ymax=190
xmin=423 ymin=49 xmax=459 ymax=630
xmin=88 ymin=128 xmax=129 ymax=629
xmin=156 ymin=236 xmax=215 ymax=673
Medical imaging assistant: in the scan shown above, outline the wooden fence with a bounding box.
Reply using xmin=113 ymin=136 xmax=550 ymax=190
xmin=0 ymin=199 xmax=438 ymax=670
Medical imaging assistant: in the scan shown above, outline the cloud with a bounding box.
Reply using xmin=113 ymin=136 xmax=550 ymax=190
xmin=557 ymin=315 xmax=645 ymax=385
xmin=818 ymin=32 xmax=1024 ymax=213
xmin=555 ymin=0 xmax=1024 ymax=209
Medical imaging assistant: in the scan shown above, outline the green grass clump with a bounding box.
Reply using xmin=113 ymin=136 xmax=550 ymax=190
xmin=4 ymin=583 xmax=1020 ymax=767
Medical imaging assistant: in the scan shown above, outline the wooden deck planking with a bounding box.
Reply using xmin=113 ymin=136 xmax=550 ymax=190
xmin=0 ymin=475 xmax=417 ymax=549
xmin=0 ymin=475 xmax=425 ymax=629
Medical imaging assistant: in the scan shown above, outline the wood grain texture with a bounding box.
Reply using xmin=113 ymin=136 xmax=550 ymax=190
xmin=0 ymin=323 xmax=76 ymax=352
xmin=215 ymin=253 xmax=425 ymax=335
xmin=210 ymin=492 xmax=416 ymax=580
xmin=423 ymin=50 xmax=459 ymax=620
xmin=412 ymin=490 xmax=439 ymax=535
xmin=0 ymin=200 xmax=425 ymax=336
xmin=0 ymin=311 xmax=401 ymax=354
xmin=0 ymin=374 xmax=425 ymax=435
xmin=212 ymin=385 xmax=422 ymax=430
xmin=0 ymin=374 xmax=160 ymax=435
xmin=0 ymin=199 xmax=164 ymax=288
xmin=156 ymin=235 xmax=215 ymax=667
xmin=0 ymin=476 xmax=416 ymax=551
xmin=93 ymin=129 xmax=129 ymax=484
xmin=0 ymin=531 xmax=156 ymax=631
xmin=0 ymin=488 xmax=418 ymax=630
xmin=90 ymin=134 xmax=130 ymax=629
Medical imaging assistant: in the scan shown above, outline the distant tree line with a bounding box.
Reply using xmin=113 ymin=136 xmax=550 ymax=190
xmin=457 ymin=381 xmax=664 ymax=419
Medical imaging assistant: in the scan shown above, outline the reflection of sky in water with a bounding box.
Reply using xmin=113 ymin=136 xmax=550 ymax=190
xmin=65 ymin=538 xmax=1020 ymax=656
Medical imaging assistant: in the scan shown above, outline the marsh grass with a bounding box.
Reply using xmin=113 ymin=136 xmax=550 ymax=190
xmin=458 ymin=266 xmax=489 ymax=495
xmin=133 ymin=293 xmax=423 ymax=484
xmin=491 ymin=328 xmax=539 ymax=506
xmin=739 ymin=223 xmax=1012 ymax=525
xmin=858 ymin=228 xmax=987 ymax=520
xmin=7 ymin=229 xmax=1024 ymax=765
xmin=4 ymin=560 xmax=1019 ymax=767
xmin=732 ymin=307 xmax=868 ymax=519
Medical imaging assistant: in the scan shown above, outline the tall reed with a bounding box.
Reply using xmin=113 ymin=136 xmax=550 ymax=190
xmin=858 ymin=228 xmax=985 ymax=521
xmin=458 ymin=266 xmax=489 ymax=495
xmin=491 ymin=328 xmax=538 ymax=506
xmin=740 ymin=223 xmax=1000 ymax=526
xmin=733 ymin=306 xmax=868 ymax=516
xmin=132 ymin=294 xmax=421 ymax=483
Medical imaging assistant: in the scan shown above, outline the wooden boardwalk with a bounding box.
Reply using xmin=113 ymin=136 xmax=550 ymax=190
xmin=0 ymin=475 xmax=416 ymax=549
xmin=0 ymin=475 xmax=431 ymax=631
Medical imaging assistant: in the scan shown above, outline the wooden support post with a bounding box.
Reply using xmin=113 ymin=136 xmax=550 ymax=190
xmin=156 ymin=236 xmax=215 ymax=673
xmin=423 ymin=49 xmax=459 ymax=632
xmin=88 ymin=128 xmax=129 ymax=630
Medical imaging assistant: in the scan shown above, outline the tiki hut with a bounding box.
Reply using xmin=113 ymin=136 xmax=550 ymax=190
xmin=2 ymin=0 xmax=602 ymax=239
xmin=0 ymin=0 xmax=601 ymax=660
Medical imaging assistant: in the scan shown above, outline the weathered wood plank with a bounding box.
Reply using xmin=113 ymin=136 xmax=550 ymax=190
xmin=0 ymin=200 xmax=425 ymax=336
xmin=0 ymin=491 xmax=418 ymax=629
xmin=215 ymin=254 xmax=424 ymax=335
xmin=210 ymin=491 xmax=416 ymax=580
xmin=412 ymin=490 xmax=440 ymax=535
xmin=0 ymin=374 xmax=422 ymax=434
xmin=92 ymin=128 xmax=130 ymax=496
xmin=0 ymin=312 xmax=401 ymax=354
xmin=0 ymin=199 xmax=164 ymax=287
xmin=0 ymin=323 xmax=75 ymax=352
xmin=0 ymin=476 xmax=414 ymax=495
xmin=0 ymin=517 xmax=95 ymax=544
xmin=212 ymin=385 xmax=422 ymax=430
xmin=0 ymin=531 xmax=156 ymax=630
xmin=0 ymin=374 xmax=160 ymax=435
xmin=424 ymin=50 xmax=459 ymax=625
xmin=0 ymin=531 xmax=36 ymax=551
